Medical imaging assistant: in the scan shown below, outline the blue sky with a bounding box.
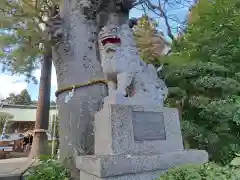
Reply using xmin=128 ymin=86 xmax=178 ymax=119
xmin=0 ymin=0 xmax=192 ymax=101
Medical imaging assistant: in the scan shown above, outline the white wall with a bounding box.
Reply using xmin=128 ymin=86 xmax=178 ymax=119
xmin=0 ymin=107 xmax=57 ymax=122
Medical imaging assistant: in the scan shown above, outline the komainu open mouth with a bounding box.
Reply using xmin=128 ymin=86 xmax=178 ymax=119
xmin=101 ymin=36 xmax=121 ymax=46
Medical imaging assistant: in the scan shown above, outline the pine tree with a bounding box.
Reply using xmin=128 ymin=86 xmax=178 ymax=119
xmin=0 ymin=1 xmax=40 ymax=81
xmin=0 ymin=0 xmax=59 ymax=79
xmin=17 ymin=89 xmax=32 ymax=105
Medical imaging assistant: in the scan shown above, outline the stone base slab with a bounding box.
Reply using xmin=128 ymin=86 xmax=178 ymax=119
xmin=76 ymin=150 xmax=208 ymax=179
xmin=80 ymin=170 xmax=165 ymax=180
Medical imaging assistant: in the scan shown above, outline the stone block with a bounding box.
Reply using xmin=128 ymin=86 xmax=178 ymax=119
xmin=80 ymin=170 xmax=164 ymax=180
xmin=76 ymin=150 xmax=208 ymax=180
xmin=94 ymin=104 xmax=183 ymax=155
xmin=77 ymin=104 xmax=209 ymax=180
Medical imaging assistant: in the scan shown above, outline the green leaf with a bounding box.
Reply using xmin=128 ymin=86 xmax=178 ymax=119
xmin=230 ymin=157 xmax=240 ymax=166
xmin=160 ymin=0 xmax=240 ymax=165
xmin=0 ymin=0 xmax=54 ymax=80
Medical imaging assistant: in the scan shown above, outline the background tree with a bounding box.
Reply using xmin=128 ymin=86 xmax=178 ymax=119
xmin=30 ymin=45 xmax=52 ymax=158
xmin=5 ymin=93 xmax=17 ymax=104
xmin=16 ymin=89 xmax=32 ymax=105
xmin=5 ymin=89 xmax=32 ymax=105
xmin=161 ymin=61 xmax=240 ymax=165
xmin=133 ymin=15 xmax=170 ymax=66
xmin=159 ymin=0 xmax=240 ymax=165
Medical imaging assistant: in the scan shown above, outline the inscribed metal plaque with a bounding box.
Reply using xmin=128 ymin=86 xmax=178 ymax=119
xmin=132 ymin=111 xmax=166 ymax=141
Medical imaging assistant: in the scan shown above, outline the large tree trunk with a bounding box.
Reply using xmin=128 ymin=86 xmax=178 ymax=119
xmin=52 ymin=1 xmax=131 ymax=178
xmin=52 ymin=1 xmax=107 ymax=177
xmin=29 ymin=46 xmax=52 ymax=158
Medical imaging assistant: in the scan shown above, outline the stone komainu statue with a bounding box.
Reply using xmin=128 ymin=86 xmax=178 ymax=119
xmin=98 ymin=20 xmax=168 ymax=107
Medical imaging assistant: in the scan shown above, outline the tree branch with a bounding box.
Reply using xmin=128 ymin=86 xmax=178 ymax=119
xmin=145 ymin=0 xmax=175 ymax=40
xmin=132 ymin=0 xmax=147 ymax=8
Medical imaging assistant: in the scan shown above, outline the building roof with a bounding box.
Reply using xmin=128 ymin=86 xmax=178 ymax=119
xmin=0 ymin=103 xmax=57 ymax=122
xmin=0 ymin=103 xmax=57 ymax=110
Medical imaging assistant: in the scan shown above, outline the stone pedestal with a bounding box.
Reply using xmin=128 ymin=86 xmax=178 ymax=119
xmin=76 ymin=104 xmax=208 ymax=180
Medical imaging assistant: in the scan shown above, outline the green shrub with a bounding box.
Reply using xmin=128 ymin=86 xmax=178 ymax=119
xmin=230 ymin=153 xmax=240 ymax=177
xmin=158 ymin=163 xmax=239 ymax=180
xmin=24 ymin=156 xmax=70 ymax=180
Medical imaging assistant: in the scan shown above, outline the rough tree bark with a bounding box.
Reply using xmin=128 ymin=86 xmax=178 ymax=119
xmin=29 ymin=45 xmax=52 ymax=158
